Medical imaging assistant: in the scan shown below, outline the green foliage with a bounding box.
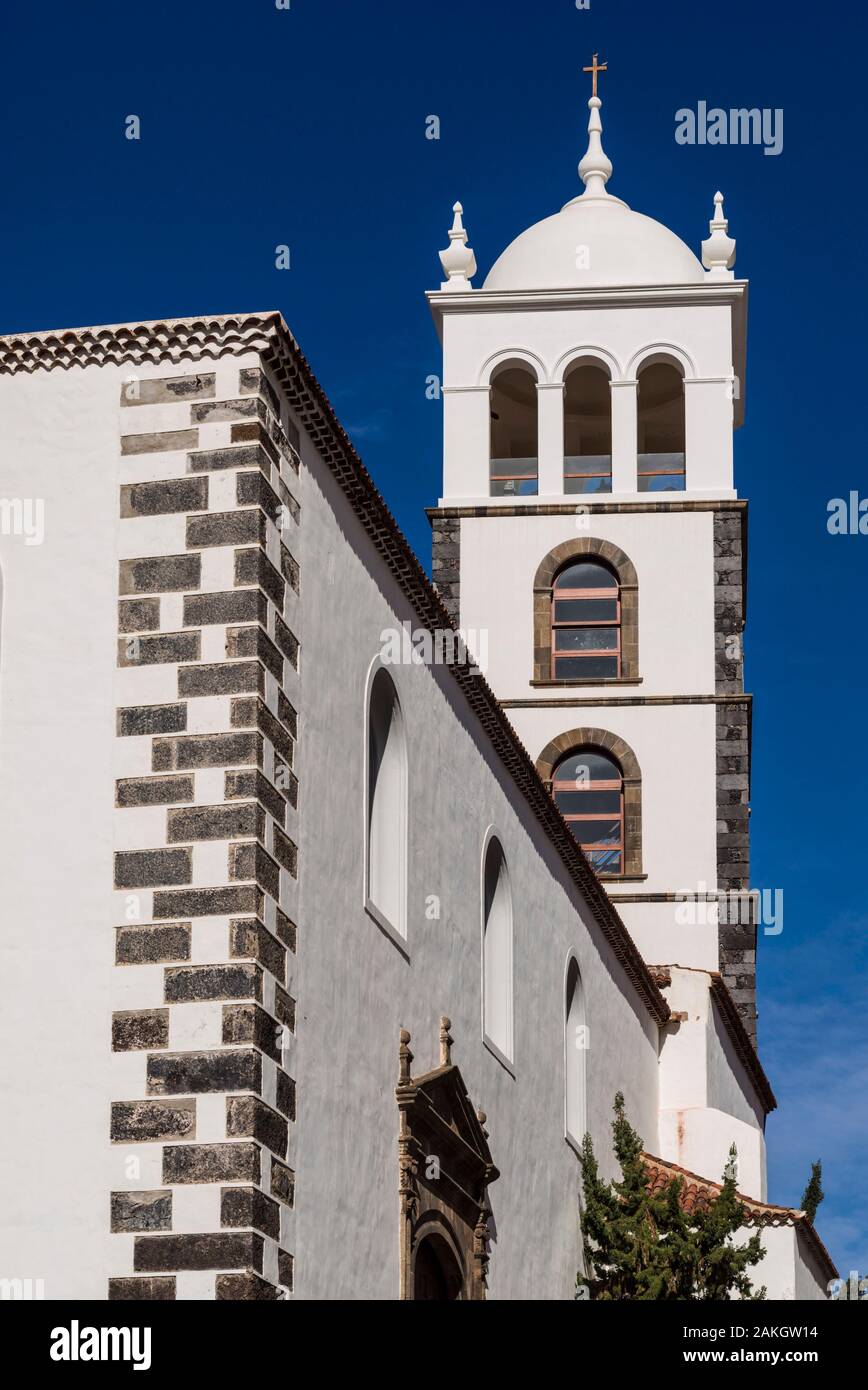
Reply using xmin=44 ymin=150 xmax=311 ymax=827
xmin=578 ymin=1093 xmax=766 ymax=1300
xmin=800 ymin=1161 xmax=824 ymax=1225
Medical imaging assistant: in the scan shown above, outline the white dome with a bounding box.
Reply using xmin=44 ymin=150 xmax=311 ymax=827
xmin=483 ymin=195 xmax=704 ymax=291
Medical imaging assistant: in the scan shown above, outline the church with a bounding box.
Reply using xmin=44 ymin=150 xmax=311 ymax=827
xmin=0 ymin=73 xmax=835 ymax=1300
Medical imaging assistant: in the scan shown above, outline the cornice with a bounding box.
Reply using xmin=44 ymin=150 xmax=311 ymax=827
xmin=427 ymin=280 xmax=748 ymax=316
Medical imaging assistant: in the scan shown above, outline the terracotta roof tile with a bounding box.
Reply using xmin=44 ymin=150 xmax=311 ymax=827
xmin=642 ymin=1153 xmax=838 ymax=1282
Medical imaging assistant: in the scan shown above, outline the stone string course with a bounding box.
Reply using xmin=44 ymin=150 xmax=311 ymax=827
xmin=110 ymin=363 xmax=299 ymax=1300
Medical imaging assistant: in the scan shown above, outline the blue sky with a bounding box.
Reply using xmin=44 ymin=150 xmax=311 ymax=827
xmin=2 ymin=0 xmax=866 ymax=1279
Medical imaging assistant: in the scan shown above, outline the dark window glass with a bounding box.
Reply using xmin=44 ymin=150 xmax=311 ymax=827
xmin=551 ymin=559 xmax=621 ymax=679
xmin=554 ymin=626 xmax=618 ymax=652
xmin=553 ymin=597 xmax=618 ymax=623
xmin=554 ymin=561 xmax=616 ymax=591
xmin=553 ymin=748 xmax=624 ymax=878
xmin=551 ymin=789 xmax=621 ymax=815
xmin=553 ymin=655 xmax=618 ymax=680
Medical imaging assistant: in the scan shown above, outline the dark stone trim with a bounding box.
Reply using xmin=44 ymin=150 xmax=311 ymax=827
xmin=502 ymin=693 xmax=752 ymax=709
xmin=530 ymin=677 xmax=643 ymax=688
xmin=428 ymin=499 xmax=748 ymax=518
xmin=108 ymin=1276 xmax=176 ymax=1300
xmin=113 ymin=365 xmax=302 ymax=1304
xmin=431 ymin=514 xmax=460 ymax=621
xmin=713 ymin=509 xmax=755 ymax=1040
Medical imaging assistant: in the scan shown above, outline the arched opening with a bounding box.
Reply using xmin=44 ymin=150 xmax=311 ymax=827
xmin=551 ymin=559 xmax=620 ymax=680
xmin=489 ymin=365 xmax=538 ymax=496
xmin=413 ymin=1233 xmax=465 ymax=1300
xmin=564 ymin=363 xmax=612 ymax=494
xmin=482 ymin=836 xmax=513 ymax=1064
xmin=565 ymin=958 xmax=587 ymax=1145
xmin=552 ymin=747 xmax=624 ymax=875
xmin=366 ymin=667 xmax=408 ymax=938
xmin=637 ymin=361 xmax=685 ymax=491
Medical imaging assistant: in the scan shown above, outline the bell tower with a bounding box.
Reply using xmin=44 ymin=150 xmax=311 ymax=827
xmin=427 ymin=78 xmax=756 ymax=1038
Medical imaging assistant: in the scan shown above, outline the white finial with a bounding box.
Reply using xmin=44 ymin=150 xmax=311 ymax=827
xmin=439 ymin=201 xmax=477 ymax=292
xmin=702 ymin=191 xmax=736 ymax=279
xmin=578 ymin=95 xmax=613 ymax=199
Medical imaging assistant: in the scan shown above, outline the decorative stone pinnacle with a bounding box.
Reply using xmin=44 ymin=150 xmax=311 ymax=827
xmin=398 ymin=1028 xmax=413 ymax=1085
xmin=439 ymin=202 xmax=477 ymax=292
xmin=439 ymin=1016 xmax=453 ymax=1066
xmin=702 ymin=190 xmax=736 ymax=279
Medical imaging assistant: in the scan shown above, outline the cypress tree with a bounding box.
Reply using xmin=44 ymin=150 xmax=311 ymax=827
xmin=800 ymin=1161 xmax=824 ymax=1224
xmin=578 ymin=1093 xmax=766 ymax=1300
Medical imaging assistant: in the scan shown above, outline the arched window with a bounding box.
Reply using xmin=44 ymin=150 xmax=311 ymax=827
xmin=552 ymin=748 xmax=624 ymax=875
xmin=637 ymin=361 xmax=685 ymax=491
xmin=366 ymin=667 xmax=408 ymax=939
xmin=551 ymin=560 xmax=620 ymax=680
xmin=489 ymin=365 xmax=538 ymax=496
xmin=564 ymin=363 xmax=612 ymax=494
xmin=482 ymin=836 xmax=513 ymax=1064
xmin=565 ymin=958 xmax=587 ymax=1145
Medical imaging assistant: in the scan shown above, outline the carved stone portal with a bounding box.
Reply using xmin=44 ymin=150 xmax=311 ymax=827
xmin=397 ymin=1017 xmax=499 ymax=1300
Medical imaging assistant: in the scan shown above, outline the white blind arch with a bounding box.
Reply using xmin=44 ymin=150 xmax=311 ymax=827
xmin=565 ymin=957 xmax=587 ymax=1144
xmin=482 ymin=834 xmax=514 ymax=1064
xmin=366 ymin=665 xmax=408 ymax=939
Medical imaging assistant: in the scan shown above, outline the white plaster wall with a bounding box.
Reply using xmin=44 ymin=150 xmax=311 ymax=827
xmin=720 ymin=1222 xmax=832 ymax=1300
xmin=793 ymin=1229 xmax=833 ymax=1301
xmin=458 ymin=510 xmax=717 ymax=697
xmin=0 ymin=349 xmax=265 ymax=1299
xmin=659 ymin=1110 xmax=764 ymax=1203
xmin=657 ymin=969 xmax=765 ymax=1199
xmin=0 ymin=360 xmax=124 ymax=1297
xmin=293 ymin=432 xmax=662 ymax=1301
xmin=616 ymin=901 xmax=718 ymax=972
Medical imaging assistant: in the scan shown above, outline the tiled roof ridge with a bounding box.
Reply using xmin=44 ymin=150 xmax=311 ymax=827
xmin=642 ymin=1151 xmax=838 ymax=1282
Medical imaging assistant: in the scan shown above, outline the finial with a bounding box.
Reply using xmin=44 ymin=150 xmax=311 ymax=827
xmin=702 ymin=191 xmax=736 ymax=279
xmin=438 ymin=201 xmax=477 ymax=293
xmin=577 ymin=70 xmax=613 ymax=200
xmin=398 ymin=1028 xmax=413 ymax=1085
xmin=439 ymin=1016 xmax=453 ymax=1067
